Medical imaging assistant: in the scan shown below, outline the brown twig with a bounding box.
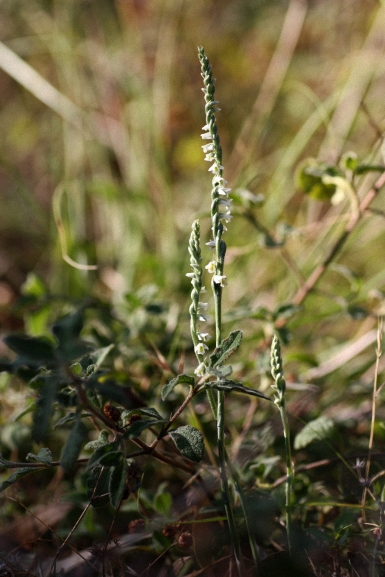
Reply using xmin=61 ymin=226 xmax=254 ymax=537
xmin=150 ymin=386 xmax=196 ymax=449
xmin=288 ymin=170 xmax=385 ymax=310
xmin=68 ymin=368 xmax=196 ymax=475
xmin=272 ymin=451 xmax=385 ymax=488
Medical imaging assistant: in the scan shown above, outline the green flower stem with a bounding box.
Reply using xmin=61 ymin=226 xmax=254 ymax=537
xmin=271 ymin=335 xmax=293 ymax=554
xmin=213 ymin=281 xmax=222 ymax=347
xmin=229 ymin=461 xmax=260 ymax=567
xmin=280 ymin=397 xmax=293 ymax=553
xmin=217 ymin=388 xmax=245 ymax=576
xmin=198 ymin=46 xmax=244 ymax=575
xmin=206 ymin=387 xmax=217 ymax=416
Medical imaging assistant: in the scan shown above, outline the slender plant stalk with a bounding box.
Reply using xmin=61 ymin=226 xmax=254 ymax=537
xmin=227 ymin=458 xmax=260 ymax=567
xmin=371 ymin=484 xmax=385 ymax=577
xmin=271 ymin=335 xmax=293 ymax=554
xmin=362 ymin=316 xmax=383 ymax=521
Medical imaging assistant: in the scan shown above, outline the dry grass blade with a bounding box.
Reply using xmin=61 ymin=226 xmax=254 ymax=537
xmin=0 ymin=40 xmax=82 ymax=127
xmin=228 ymin=0 xmax=308 ymax=180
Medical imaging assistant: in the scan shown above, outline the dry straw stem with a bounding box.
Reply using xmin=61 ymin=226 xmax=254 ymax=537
xmin=0 ymin=40 xmax=82 ymax=127
xmin=318 ymin=5 xmax=385 ymax=161
xmin=361 ymin=316 xmax=383 ymax=516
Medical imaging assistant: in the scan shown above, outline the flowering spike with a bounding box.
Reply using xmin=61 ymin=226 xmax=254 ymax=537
xmin=270 ymin=335 xmax=286 ymax=398
xmin=187 ymin=220 xmax=207 ymax=368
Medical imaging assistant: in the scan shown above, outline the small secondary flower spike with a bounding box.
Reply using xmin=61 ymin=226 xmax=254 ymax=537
xmin=186 ymin=220 xmax=210 ymax=373
xmin=270 ymin=334 xmax=293 ymax=553
xmin=270 ymin=335 xmax=287 ymax=404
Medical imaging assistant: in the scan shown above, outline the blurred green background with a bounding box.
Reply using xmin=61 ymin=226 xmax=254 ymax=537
xmin=1 ymin=0 xmax=385 ymax=374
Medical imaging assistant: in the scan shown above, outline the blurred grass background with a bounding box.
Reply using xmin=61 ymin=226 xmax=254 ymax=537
xmin=1 ymin=0 xmax=385 ymax=386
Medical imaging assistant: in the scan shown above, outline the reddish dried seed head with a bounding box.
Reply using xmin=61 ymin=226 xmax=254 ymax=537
xmin=103 ymin=402 xmax=121 ymax=422
xmin=178 ymin=532 xmax=193 ymax=549
xmin=128 ymin=413 xmax=142 ymax=425
xmin=162 ymin=524 xmax=179 ymax=539
xmin=128 ymin=518 xmax=146 ymax=534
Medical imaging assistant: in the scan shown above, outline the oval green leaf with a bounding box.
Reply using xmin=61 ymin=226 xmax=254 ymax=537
xmin=169 ymin=425 xmax=204 ymax=463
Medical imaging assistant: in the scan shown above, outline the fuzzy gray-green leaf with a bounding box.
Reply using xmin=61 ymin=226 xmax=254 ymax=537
xmin=86 ymin=441 xmax=120 ymax=470
xmin=84 ymin=429 xmax=109 ymax=451
xmin=32 ymin=376 xmax=59 ymax=443
xmin=209 ymin=330 xmax=243 ymax=368
xmin=161 ymin=374 xmax=195 ymax=400
xmin=0 ymin=467 xmax=41 ymax=493
xmin=54 ymin=411 xmax=92 ymax=429
xmin=294 ymin=416 xmax=334 ymax=450
xmin=123 ymin=418 xmax=167 ymax=440
xmin=4 ymin=334 xmax=56 ymax=365
xmin=60 ymin=418 xmax=88 ymax=473
xmin=169 ymin=425 xmax=204 ymax=463
xmin=109 ymin=453 xmax=127 ymax=509
xmin=121 ymin=407 xmax=163 ymax=422
xmin=87 ymin=466 xmax=111 ymax=508
xmin=26 ymin=447 xmax=52 ymax=466
xmin=207 ymin=379 xmax=271 ymax=401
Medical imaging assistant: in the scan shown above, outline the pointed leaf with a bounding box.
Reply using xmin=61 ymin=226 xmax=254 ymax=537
xmin=26 ymin=448 xmax=52 ymax=466
xmin=207 ymin=379 xmax=271 ymax=401
xmin=32 ymin=376 xmax=59 ymax=442
xmin=294 ymin=416 xmax=334 ymax=450
xmin=52 ymin=310 xmax=92 ymax=361
xmin=273 ymin=304 xmax=301 ymax=321
xmin=52 ymin=310 xmax=83 ymax=344
xmin=121 ymin=407 xmax=163 ymax=421
xmin=87 ymin=466 xmax=111 ymax=508
xmin=4 ymin=334 xmax=56 ymax=366
xmin=91 ymin=380 xmax=141 ymax=409
xmin=98 ymin=451 xmax=123 ymax=466
xmin=89 ymin=344 xmax=115 ymax=368
xmin=154 ymin=490 xmax=172 ymax=517
xmin=109 ymin=453 xmax=127 ymax=509
xmin=0 ymin=454 xmax=17 ymax=469
xmin=85 ymin=430 xmax=110 ymax=451
xmin=161 ymin=374 xmax=195 ymax=401
xmin=54 ymin=412 xmax=92 ymax=429
xmin=206 ymin=365 xmax=232 ymax=379
xmin=60 ymin=418 xmax=88 ymax=473
xmin=209 ymin=330 xmax=243 ymax=368
xmin=54 ymin=412 xmax=76 ymax=429
xmin=0 ymin=467 xmax=41 ymax=493
xmin=169 ymin=425 xmax=204 ymax=463
xmin=123 ymin=418 xmax=167 ymax=440
xmin=137 ymin=406 xmax=163 ymax=419
xmin=14 ymin=399 xmax=37 ymax=422
xmin=86 ymin=441 xmax=120 ymax=470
